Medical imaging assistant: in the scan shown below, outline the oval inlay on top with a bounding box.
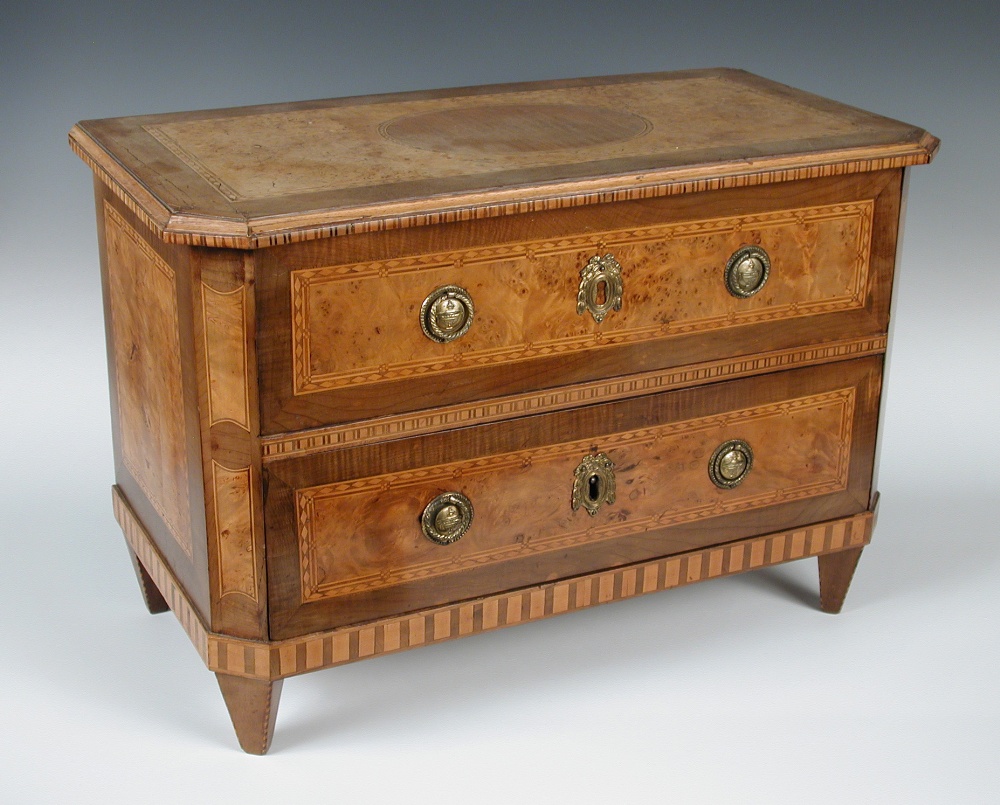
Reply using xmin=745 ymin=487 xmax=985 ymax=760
xmin=380 ymin=103 xmax=652 ymax=154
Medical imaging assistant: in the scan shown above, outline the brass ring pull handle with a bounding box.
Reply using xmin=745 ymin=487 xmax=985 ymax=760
xmin=421 ymin=492 xmax=474 ymax=544
xmin=725 ymin=246 xmax=770 ymax=298
xmin=709 ymin=439 xmax=754 ymax=489
xmin=577 ymin=253 xmax=623 ymax=324
xmin=421 ymin=285 xmax=475 ymax=342
xmin=572 ymin=453 xmax=616 ymax=516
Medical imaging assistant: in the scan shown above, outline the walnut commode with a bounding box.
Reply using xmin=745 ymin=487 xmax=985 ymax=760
xmin=70 ymin=69 xmax=938 ymax=753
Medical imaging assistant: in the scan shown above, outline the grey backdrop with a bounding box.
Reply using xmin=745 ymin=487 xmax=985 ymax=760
xmin=2 ymin=1 xmax=997 ymax=801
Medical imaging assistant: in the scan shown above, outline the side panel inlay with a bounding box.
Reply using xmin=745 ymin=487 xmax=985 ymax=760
xmin=196 ymin=261 xmax=268 ymax=638
xmin=105 ymin=202 xmax=193 ymax=557
xmin=211 ymin=462 xmax=259 ymax=602
xmin=202 ymin=285 xmax=251 ymax=428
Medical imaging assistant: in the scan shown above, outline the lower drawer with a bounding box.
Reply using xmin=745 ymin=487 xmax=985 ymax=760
xmin=265 ymin=357 xmax=880 ymax=637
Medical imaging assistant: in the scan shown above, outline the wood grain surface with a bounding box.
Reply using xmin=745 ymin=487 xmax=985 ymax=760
xmin=97 ymin=187 xmax=213 ymax=621
xmin=105 ymin=202 xmax=193 ymax=556
xmin=261 ymin=335 xmax=887 ymax=457
xmin=819 ymin=546 xmax=866 ymax=613
xmin=257 ymin=171 xmax=901 ymax=433
xmin=216 ymin=674 xmax=282 ymax=755
xmin=290 ymin=200 xmax=871 ymax=395
xmin=296 ymin=387 xmax=855 ymax=602
xmin=75 ymin=70 xmax=935 ymax=753
xmin=69 ymin=69 xmax=937 ymax=247
xmin=201 ymin=284 xmax=251 ymax=429
xmin=265 ymin=357 xmax=881 ymax=637
xmin=191 ymin=247 xmax=270 ymax=639
xmin=113 ymin=483 xmax=874 ymax=684
xmin=142 ymin=75 xmax=866 ymax=202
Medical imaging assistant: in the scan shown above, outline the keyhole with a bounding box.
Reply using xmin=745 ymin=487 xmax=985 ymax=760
xmin=594 ymin=279 xmax=607 ymax=307
xmin=588 ymin=474 xmax=602 ymax=502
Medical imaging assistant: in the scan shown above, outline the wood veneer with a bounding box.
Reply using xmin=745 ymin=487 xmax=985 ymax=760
xmin=70 ymin=69 xmax=936 ymax=247
xmin=265 ymin=358 xmax=880 ymax=636
xmin=72 ymin=69 xmax=936 ymax=753
xmin=115 ymin=485 xmax=875 ymax=683
xmin=257 ymin=170 xmax=901 ymax=432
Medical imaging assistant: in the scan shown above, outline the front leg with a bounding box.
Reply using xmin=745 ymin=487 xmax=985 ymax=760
xmin=818 ymin=546 xmax=864 ymax=613
xmin=216 ymin=674 xmax=284 ymax=755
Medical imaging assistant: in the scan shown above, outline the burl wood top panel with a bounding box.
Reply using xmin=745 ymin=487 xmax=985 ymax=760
xmin=70 ymin=69 xmax=937 ymax=247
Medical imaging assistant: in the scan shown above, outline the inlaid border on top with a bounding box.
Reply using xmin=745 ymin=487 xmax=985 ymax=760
xmin=71 ymin=123 xmax=937 ymax=250
xmin=141 ymin=73 xmax=867 ymax=205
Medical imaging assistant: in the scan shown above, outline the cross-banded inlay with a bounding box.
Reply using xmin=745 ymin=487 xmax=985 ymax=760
xmin=112 ymin=485 xmax=873 ymax=682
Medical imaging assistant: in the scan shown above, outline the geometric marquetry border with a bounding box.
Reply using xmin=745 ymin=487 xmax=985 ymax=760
xmin=73 ymin=120 xmax=936 ymax=250
xmin=113 ymin=486 xmax=209 ymax=664
xmin=113 ymin=485 xmax=873 ymax=682
xmin=262 ymin=335 xmax=887 ymax=457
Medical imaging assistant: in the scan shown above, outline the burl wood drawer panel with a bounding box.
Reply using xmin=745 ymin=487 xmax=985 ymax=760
xmin=257 ymin=172 xmax=899 ymax=433
xmin=265 ymin=357 xmax=880 ymax=637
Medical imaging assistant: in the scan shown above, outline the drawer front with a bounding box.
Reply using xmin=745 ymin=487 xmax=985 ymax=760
xmin=258 ymin=172 xmax=900 ymax=433
xmin=265 ymin=357 xmax=880 ymax=637
xmin=291 ymin=201 xmax=869 ymax=392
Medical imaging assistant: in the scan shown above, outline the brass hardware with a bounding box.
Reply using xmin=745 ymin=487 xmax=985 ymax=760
xmin=709 ymin=439 xmax=754 ymax=489
xmin=421 ymin=285 xmax=474 ymax=342
xmin=572 ymin=453 xmax=616 ymax=516
xmin=725 ymin=246 xmax=770 ymax=298
xmin=421 ymin=492 xmax=474 ymax=544
xmin=577 ymin=253 xmax=623 ymax=324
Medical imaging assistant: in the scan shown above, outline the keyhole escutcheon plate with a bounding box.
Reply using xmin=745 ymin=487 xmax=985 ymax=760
xmin=577 ymin=253 xmax=624 ymax=324
xmin=572 ymin=452 xmax=616 ymax=517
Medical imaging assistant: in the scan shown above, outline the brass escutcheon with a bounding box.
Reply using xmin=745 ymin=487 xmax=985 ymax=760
xmin=725 ymin=245 xmax=770 ymax=298
xmin=421 ymin=492 xmax=474 ymax=544
xmin=709 ymin=439 xmax=754 ymax=489
xmin=420 ymin=285 xmax=474 ymax=342
xmin=572 ymin=453 xmax=616 ymax=516
xmin=577 ymin=253 xmax=624 ymax=324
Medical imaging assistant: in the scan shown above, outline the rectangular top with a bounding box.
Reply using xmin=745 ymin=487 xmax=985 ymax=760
xmin=70 ymin=68 xmax=937 ymax=248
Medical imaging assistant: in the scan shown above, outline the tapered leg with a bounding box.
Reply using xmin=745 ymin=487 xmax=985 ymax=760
xmin=818 ymin=547 xmax=864 ymax=614
xmin=127 ymin=547 xmax=169 ymax=614
xmin=216 ymin=674 xmax=283 ymax=755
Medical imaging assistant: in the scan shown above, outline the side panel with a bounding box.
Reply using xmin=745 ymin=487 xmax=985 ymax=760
xmin=97 ymin=183 xmax=210 ymax=620
xmin=99 ymin=183 xmax=269 ymax=638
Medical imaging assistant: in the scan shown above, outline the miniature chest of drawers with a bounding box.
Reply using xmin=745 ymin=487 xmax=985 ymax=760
xmin=70 ymin=68 xmax=937 ymax=753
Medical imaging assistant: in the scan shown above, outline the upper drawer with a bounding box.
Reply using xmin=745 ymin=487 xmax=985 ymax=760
xmin=257 ymin=172 xmax=901 ymax=433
